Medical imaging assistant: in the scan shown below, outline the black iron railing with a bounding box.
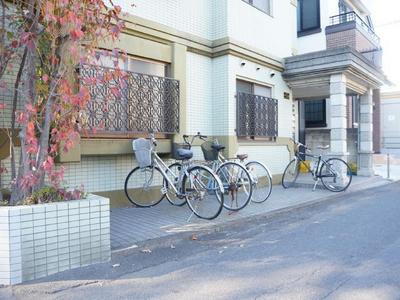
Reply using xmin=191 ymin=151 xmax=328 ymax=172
xmin=329 ymin=11 xmax=380 ymax=43
xmin=79 ymin=64 xmax=179 ymax=134
xmin=237 ymin=92 xmax=278 ymax=138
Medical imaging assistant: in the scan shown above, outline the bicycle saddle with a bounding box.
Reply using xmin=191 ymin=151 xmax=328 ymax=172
xmin=176 ymin=148 xmax=193 ymax=160
xmin=211 ymin=143 xmax=225 ymax=152
xmin=317 ymin=145 xmax=330 ymax=150
xmin=236 ymin=154 xmax=248 ymax=160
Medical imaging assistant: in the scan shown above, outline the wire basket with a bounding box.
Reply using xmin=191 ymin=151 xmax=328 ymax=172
xmin=171 ymin=143 xmax=191 ymax=160
xmin=201 ymin=141 xmax=219 ymax=161
xmin=132 ymin=138 xmax=152 ymax=168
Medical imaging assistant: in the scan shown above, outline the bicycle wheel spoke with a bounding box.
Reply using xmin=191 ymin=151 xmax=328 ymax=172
xmin=184 ymin=166 xmax=224 ymax=220
xmin=320 ymin=158 xmax=352 ymax=192
xmin=246 ymin=161 xmax=272 ymax=203
xmin=217 ymin=162 xmax=252 ymax=211
xmin=124 ymin=167 xmax=165 ymax=207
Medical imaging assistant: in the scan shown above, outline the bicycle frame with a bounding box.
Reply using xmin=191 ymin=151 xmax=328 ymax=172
xmin=294 ymin=151 xmax=337 ymax=180
xmin=151 ymin=151 xmax=185 ymax=196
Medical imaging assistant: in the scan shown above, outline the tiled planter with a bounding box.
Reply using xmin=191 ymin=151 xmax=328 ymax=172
xmin=0 ymin=194 xmax=110 ymax=285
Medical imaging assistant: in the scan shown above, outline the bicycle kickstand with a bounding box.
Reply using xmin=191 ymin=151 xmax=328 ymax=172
xmin=186 ymin=211 xmax=194 ymax=223
xmin=312 ymin=178 xmax=320 ymax=191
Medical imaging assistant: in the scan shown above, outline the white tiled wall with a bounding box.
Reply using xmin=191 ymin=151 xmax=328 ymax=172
xmin=0 ymin=196 xmax=110 ymax=285
xmin=62 ymin=155 xmax=137 ymax=193
xmin=118 ymin=0 xmax=227 ymax=40
xmin=186 ymin=53 xmax=214 ymax=135
xmin=211 ymin=56 xmax=230 ymax=136
xmin=227 ymin=0 xmax=296 ymax=58
xmin=237 ymin=145 xmax=291 ymax=175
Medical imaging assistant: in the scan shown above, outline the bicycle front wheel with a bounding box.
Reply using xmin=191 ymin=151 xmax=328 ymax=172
xmin=182 ymin=165 xmax=224 ymax=220
xmin=320 ymin=158 xmax=352 ymax=192
xmin=282 ymin=159 xmax=300 ymax=189
xmin=164 ymin=162 xmax=186 ymax=206
xmin=246 ymin=161 xmax=272 ymax=203
xmin=217 ymin=161 xmax=253 ymax=211
xmin=124 ymin=166 xmax=165 ymax=207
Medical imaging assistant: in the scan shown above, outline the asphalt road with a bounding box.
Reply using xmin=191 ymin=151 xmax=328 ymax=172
xmin=2 ymin=182 xmax=400 ymax=300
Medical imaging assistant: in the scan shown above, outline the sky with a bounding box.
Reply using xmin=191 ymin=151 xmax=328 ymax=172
xmin=365 ymin=0 xmax=400 ymax=91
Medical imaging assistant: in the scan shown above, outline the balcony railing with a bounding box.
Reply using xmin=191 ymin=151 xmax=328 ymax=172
xmin=329 ymin=11 xmax=380 ymax=43
xmin=236 ymin=92 xmax=278 ymax=138
xmin=79 ymin=64 xmax=179 ymax=135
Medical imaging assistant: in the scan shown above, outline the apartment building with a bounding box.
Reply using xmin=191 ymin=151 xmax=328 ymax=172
xmin=0 ymin=0 xmax=387 ymax=206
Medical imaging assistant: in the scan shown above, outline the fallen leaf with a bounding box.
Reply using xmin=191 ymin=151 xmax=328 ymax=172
xmin=112 ymin=263 xmax=120 ymax=268
xmin=191 ymin=234 xmax=198 ymax=241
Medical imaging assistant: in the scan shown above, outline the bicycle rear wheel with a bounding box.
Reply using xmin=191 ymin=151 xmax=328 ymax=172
xmin=164 ymin=162 xmax=186 ymax=206
xmin=217 ymin=161 xmax=253 ymax=211
xmin=246 ymin=161 xmax=272 ymax=203
xmin=182 ymin=165 xmax=224 ymax=220
xmin=320 ymin=158 xmax=352 ymax=192
xmin=282 ymin=159 xmax=300 ymax=189
xmin=124 ymin=166 xmax=165 ymax=207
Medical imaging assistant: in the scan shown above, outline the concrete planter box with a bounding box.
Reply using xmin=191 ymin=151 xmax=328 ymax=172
xmin=0 ymin=194 xmax=110 ymax=285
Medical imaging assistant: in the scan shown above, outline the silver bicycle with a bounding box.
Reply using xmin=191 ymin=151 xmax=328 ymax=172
xmin=200 ymin=137 xmax=272 ymax=205
xmin=124 ymin=133 xmax=225 ymax=220
xmin=167 ymin=133 xmax=253 ymax=212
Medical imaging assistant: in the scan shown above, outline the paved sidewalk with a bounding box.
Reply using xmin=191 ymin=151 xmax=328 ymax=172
xmin=110 ymin=175 xmax=391 ymax=250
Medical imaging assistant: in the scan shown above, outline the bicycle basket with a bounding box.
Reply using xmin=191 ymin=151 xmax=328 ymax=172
xmin=201 ymin=141 xmax=219 ymax=161
xmin=171 ymin=143 xmax=190 ymax=160
xmin=132 ymin=138 xmax=152 ymax=168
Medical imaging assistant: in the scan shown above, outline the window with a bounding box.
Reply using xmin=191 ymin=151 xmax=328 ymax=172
xmin=236 ymin=80 xmax=278 ymax=139
xmin=297 ymin=0 xmax=321 ymax=36
xmin=237 ymin=80 xmax=272 ymax=97
xmin=304 ymin=99 xmax=326 ymax=128
xmin=81 ymin=53 xmax=179 ymax=135
xmin=242 ymin=0 xmax=272 ymax=16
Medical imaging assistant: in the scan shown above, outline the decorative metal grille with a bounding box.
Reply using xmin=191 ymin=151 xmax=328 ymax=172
xmin=236 ymin=92 xmax=278 ymax=138
xmin=79 ymin=64 xmax=179 ymax=134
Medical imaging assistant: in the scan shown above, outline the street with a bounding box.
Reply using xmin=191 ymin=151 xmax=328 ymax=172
xmin=2 ymin=182 xmax=400 ymax=300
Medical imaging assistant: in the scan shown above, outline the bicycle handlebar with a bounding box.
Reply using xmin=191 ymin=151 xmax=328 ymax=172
xmin=181 ymin=132 xmax=209 ymax=149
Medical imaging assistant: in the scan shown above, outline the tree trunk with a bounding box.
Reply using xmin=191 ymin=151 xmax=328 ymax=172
xmin=10 ymin=48 xmax=28 ymax=181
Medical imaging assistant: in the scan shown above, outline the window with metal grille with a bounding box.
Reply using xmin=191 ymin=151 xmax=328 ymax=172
xmin=236 ymin=80 xmax=278 ymax=138
xmin=79 ymin=54 xmax=179 ymax=135
xmin=304 ymin=99 xmax=326 ymax=128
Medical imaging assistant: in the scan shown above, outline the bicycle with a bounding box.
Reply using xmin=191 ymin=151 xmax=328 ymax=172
xmin=124 ymin=133 xmax=225 ymax=220
xmin=200 ymin=137 xmax=272 ymax=206
xmin=166 ymin=133 xmax=253 ymax=212
xmin=282 ymin=140 xmax=352 ymax=192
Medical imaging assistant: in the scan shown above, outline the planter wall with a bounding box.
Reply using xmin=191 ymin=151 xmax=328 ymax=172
xmin=0 ymin=194 xmax=110 ymax=285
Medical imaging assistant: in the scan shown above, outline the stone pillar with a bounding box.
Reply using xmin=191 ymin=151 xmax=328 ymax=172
xmin=358 ymin=88 xmax=374 ymax=176
xmin=329 ymin=74 xmax=348 ymax=160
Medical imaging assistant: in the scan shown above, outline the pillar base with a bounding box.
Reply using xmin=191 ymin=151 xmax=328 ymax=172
xmin=358 ymin=151 xmax=374 ymax=177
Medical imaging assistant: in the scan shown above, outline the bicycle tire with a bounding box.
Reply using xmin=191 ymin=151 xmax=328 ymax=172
xmin=282 ymin=158 xmax=300 ymax=189
xmin=320 ymin=158 xmax=352 ymax=192
xmin=165 ymin=162 xmax=186 ymax=206
xmin=216 ymin=161 xmax=253 ymax=211
xmin=245 ymin=161 xmax=272 ymax=203
xmin=124 ymin=166 xmax=165 ymax=207
xmin=182 ymin=165 xmax=224 ymax=220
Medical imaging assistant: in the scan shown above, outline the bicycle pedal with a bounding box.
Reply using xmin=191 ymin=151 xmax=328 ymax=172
xmin=160 ymin=187 xmax=168 ymax=195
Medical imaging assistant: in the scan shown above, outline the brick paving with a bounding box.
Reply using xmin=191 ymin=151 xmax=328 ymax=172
xmin=110 ymin=175 xmax=391 ymax=250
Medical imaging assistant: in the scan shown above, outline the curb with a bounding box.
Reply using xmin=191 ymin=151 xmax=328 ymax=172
xmin=112 ymin=179 xmax=396 ymax=256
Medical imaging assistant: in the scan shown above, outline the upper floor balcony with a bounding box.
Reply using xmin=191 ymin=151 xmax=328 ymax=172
xmin=326 ymin=11 xmax=382 ymax=68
